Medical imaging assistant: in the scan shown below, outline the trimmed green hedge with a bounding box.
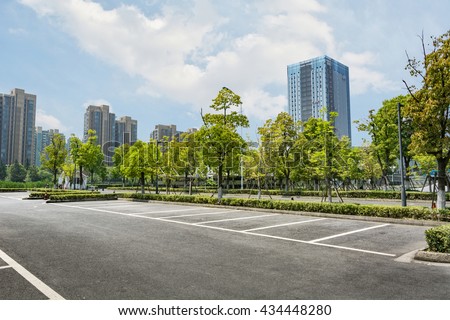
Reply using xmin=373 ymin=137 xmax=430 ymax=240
xmin=106 ymin=187 xmax=446 ymax=201
xmin=119 ymin=193 xmax=450 ymax=222
xmin=28 ymin=191 xmax=100 ymax=199
xmin=0 ymin=188 xmax=28 ymax=192
xmin=48 ymin=193 xmax=118 ymax=202
xmin=425 ymin=224 xmax=450 ymax=253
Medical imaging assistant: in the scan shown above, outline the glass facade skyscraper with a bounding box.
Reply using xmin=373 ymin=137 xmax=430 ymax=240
xmin=287 ymin=55 xmax=351 ymax=140
xmin=0 ymin=88 xmax=36 ymax=165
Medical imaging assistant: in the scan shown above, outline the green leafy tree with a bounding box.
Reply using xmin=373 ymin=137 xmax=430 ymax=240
xmin=8 ymin=160 xmax=27 ymax=182
xmin=356 ymin=95 xmax=410 ymax=189
xmin=69 ymin=135 xmax=83 ymax=189
xmin=123 ymin=140 xmax=157 ymax=194
xmin=26 ymin=165 xmax=41 ymax=182
xmin=403 ymin=31 xmax=450 ymax=209
xmin=41 ymin=133 xmax=68 ymax=187
xmin=258 ymin=112 xmax=303 ymax=192
xmin=0 ymin=161 xmax=7 ymax=180
xmin=177 ymin=132 xmax=201 ymax=195
xmin=81 ymin=131 xmax=105 ymax=186
xmin=302 ymin=113 xmax=341 ymax=202
xmin=197 ymin=87 xmax=249 ymax=201
xmin=242 ymin=147 xmax=266 ymax=199
xmin=112 ymin=144 xmax=130 ymax=186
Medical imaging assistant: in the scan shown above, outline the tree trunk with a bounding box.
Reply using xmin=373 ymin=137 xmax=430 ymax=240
xmin=437 ymin=159 xmax=448 ymax=209
xmin=257 ymin=176 xmax=262 ymax=200
xmin=326 ymin=177 xmax=332 ymax=203
xmin=140 ymin=171 xmax=145 ymax=194
xmin=79 ymin=165 xmax=83 ymax=190
xmin=217 ymin=162 xmax=223 ymax=201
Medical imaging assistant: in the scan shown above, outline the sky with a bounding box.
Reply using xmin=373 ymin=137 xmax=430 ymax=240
xmin=0 ymin=0 xmax=449 ymax=145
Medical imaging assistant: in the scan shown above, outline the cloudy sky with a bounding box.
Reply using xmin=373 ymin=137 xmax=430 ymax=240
xmin=1 ymin=0 xmax=449 ymax=145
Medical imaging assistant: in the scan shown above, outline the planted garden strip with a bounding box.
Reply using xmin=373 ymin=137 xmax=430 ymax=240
xmin=119 ymin=193 xmax=450 ymax=222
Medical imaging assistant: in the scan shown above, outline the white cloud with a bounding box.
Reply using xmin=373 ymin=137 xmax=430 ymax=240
xmin=36 ymin=109 xmax=67 ymax=131
xmin=340 ymin=51 xmax=398 ymax=94
xmin=20 ymin=0 xmax=396 ymax=123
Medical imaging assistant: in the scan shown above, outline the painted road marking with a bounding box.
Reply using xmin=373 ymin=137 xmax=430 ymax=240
xmin=161 ymin=210 xmax=240 ymax=219
xmin=0 ymin=265 xmax=12 ymax=270
xmin=51 ymin=203 xmax=396 ymax=257
xmin=132 ymin=207 xmax=211 ymax=215
xmin=0 ymin=248 xmax=64 ymax=300
xmin=308 ymin=224 xmax=390 ymax=243
xmin=243 ymin=218 xmax=327 ymax=232
xmin=0 ymin=195 xmax=23 ymax=201
xmin=195 ymin=214 xmax=278 ymax=225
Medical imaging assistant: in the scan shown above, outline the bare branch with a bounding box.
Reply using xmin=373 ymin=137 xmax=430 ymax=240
xmin=402 ymin=80 xmax=420 ymax=103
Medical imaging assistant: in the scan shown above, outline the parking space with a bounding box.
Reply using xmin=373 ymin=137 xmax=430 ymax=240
xmin=55 ymin=200 xmax=429 ymax=258
xmin=2 ymin=194 xmax=450 ymax=299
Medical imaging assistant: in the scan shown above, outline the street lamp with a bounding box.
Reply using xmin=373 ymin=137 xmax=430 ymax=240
xmin=397 ymin=103 xmax=407 ymax=207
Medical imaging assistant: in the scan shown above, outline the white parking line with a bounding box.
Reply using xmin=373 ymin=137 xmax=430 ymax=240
xmin=0 ymin=248 xmax=64 ymax=300
xmin=243 ymin=218 xmax=327 ymax=232
xmin=52 ymin=203 xmax=396 ymax=257
xmin=132 ymin=207 xmax=211 ymax=215
xmin=309 ymin=224 xmax=390 ymax=243
xmin=161 ymin=210 xmax=239 ymax=219
xmin=0 ymin=265 xmax=12 ymax=270
xmin=0 ymin=195 xmax=23 ymax=201
xmin=195 ymin=214 xmax=278 ymax=225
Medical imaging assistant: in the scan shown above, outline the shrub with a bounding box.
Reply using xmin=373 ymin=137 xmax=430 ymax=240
xmin=425 ymin=224 xmax=450 ymax=253
xmin=47 ymin=193 xmax=117 ymax=202
xmin=119 ymin=193 xmax=449 ymax=222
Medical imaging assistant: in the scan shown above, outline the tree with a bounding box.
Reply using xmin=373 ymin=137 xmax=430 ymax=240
xmin=8 ymin=160 xmax=27 ymax=182
xmin=302 ymin=113 xmax=341 ymax=202
xmin=81 ymin=131 xmax=104 ymax=186
xmin=41 ymin=133 xmax=68 ymax=187
xmin=112 ymin=144 xmax=130 ymax=186
xmin=0 ymin=161 xmax=7 ymax=180
xmin=258 ymin=112 xmax=303 ymax=192
xmin=356 ymin=95 xmax=410 ymax=189
xmin=403 ymin=31 xmax=450 ymax=209
xmin=26 ymin=165 xmax=41 ymax=182
xmin=123 ymin=140 xmax=157 ymax=194
xmin=197 ymin=87 xmax=249 ymax=201
xmin=69 ymin=135 xmax=83 ymax=189
xmin=177 ymin=131 xmax=201 ymax=195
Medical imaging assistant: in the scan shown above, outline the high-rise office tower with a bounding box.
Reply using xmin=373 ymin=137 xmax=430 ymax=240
xmin=287 ymin=55 xmax=351 ymax=140
xmin=84 ymin=105 xmax=116 ymax=165
xmin=0 ymin=88 xmax=36 ymax=165
xmin=83 ymin=105 xmax=115 ymax=147
xmin=150 ymin=124 xmax=180 ymax=141
xmin=115 ymin=116 xmax=137 ymax=146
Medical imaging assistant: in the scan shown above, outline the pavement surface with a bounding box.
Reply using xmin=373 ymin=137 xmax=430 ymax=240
xmin=1 ymin=192 xmax=449 ymax=300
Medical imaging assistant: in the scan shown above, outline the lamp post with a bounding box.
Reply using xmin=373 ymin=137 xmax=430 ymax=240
xmin=397 ymin=103 xmax=407 ymax=207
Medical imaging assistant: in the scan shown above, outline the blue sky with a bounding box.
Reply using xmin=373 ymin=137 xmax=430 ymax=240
xmin=0 ymin=0 xmax=449 ymax=145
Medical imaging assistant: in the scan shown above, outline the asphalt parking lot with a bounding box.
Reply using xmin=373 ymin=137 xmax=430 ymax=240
xmin=1 ymin=192 xmax=450 ymax=300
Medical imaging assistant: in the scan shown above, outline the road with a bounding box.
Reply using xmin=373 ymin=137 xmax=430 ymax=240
xmin=0 ymin=192 xmax=449 ymax=300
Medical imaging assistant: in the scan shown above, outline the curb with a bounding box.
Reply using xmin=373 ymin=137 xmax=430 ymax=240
xmin=415 ymin=250 xmax=450 ymax=263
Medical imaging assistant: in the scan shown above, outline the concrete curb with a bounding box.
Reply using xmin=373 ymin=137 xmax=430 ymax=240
xmin=415 ymin=250 xmax=450 ymax=263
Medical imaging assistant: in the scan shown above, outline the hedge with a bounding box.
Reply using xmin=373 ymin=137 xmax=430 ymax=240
xmin=106 ymin=187 xmax=448 ymax=201
xmin=28 ymin=191 xmax=100 ymax=199
xmin=425 ymin=224 xmax=450 ymax=253
xmin=119 ymin=193 xmax=450 ymax=222
xmin=0 ymin=188 xmax=28 ymax=192
xmin=47 ymin=193 xmax=118 ymax=202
